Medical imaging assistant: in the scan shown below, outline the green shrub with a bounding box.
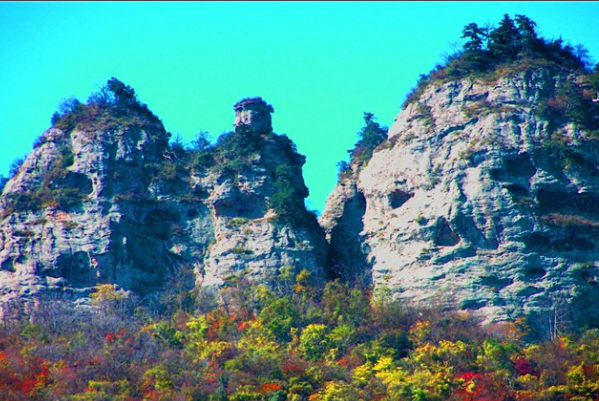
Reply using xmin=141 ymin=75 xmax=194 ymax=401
xmin=230 ymin=246 xmax=253 ymax=255
xmin=0 ymin=157 xmax=25 ymax=197
xmin=2 ymin=148 xmax=87 ymax=215
xmin=227 ymin=217 xmax=249 ymax=228
xmin=347 ymin=112 xmax=388 ymax=170
xmin=153 ymin=160 xmax=178 ymax=183
xmin=177 ymin=194 xmax=202 ymax=203
xmin=113 ymin=191 xmax=149 ymax=203
xmin=8 ymin=157 xmax=25 ymax=176
xmin=55 ymin=188 xmax=86 ymax=209
xmin=336 ymin=161 xmax=351 ymax=181
xmin=213 ymin=125 xmax=262 ymax=174
xmin=259 ymin=296 xmax=300 ymax=342
xmin=230 ymin=391 xmax=263 ymax=401
xmin=299 ymin=324 xmax=330 ymax=361
xmin=269 ymin=165 xmax=306 ymax=223
xmin=60 ymin=220 xmax=79 ymax=230
xmin=0 ymin=175 xmax=7 ymax=195
xmin=540 ymin=213 xmax=599 ymax=229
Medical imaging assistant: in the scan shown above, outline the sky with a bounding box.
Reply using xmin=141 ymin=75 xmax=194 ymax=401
xmin=1 ymin=2 xmax=598 ymax=213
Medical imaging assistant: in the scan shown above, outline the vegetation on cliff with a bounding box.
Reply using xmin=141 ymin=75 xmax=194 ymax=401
xmin=155 ymin=122 xmax=314 ymax=225
xmin=50 ymin=77 xmax=163 ymax=134
xmin=403 ymin=14 xmax=599 ymax=110
xmin=337 ymin=112 xmax=388 ymax=180
xmin=2 ymin=275 xmax=599 ymax=401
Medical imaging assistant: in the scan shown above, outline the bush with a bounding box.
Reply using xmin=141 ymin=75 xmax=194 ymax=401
xmin=8 ymin=157 xmax=24 ymax=177
xmin=212 ymin=125 xmax=262 ymax=174
xmin=51 ymin=77 xmax=162 ymax=134
xmin=540 ymin=213 xmax=599 ymax=229
xmin=230 ymin=246 xmax=253 ymax=255
xmin=227 ymin=218 xmax=249 ymax=228
xmin=191 ymin=129 xmax=212 ymax=152
xmin=299 ymin=324 xmax=330 ymax=360
xmin=269 ymin=165 xmax=307 ymax=223
xmin=153 ymin=160 xmax=178 ymax=183
xmin=0 ymin=175 xmax=7 ymax=195
xmin=347 ymin=112 xmax=388 ymax=169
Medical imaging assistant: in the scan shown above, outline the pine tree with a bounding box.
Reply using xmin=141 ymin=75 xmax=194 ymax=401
xmin=515 ymin=14 xmax=538 ymax=56
xmin=488 ymin=14 xmax=521 ymax=61
xmin=462 ymin=23 xmax=486 ymax=52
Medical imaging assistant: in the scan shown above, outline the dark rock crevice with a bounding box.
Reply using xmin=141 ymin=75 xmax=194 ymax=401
xmin=388 ymin=190 xmax=413 ymax=209
xmin=325 ymin=187 xmax=370 ymax=284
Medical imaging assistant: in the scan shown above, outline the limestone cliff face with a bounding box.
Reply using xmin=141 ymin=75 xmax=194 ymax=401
xmin=0 ymin=98 xmax=327 ymax=303
xmin=0 ymin=116 xmax=171 ymax=300
xmin=198 ymin=130 xmax=327 ymax=288
xmin=322 ymin=68 xmax=599 ymax=328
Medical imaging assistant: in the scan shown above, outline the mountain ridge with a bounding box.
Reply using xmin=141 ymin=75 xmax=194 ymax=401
xmin=0 ymin=90 xmax=327 ymax=307
xmin=2 ymin=14 xmax=599 ymax=333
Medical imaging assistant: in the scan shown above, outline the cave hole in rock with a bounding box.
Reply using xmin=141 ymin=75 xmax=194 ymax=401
xmin=50 ymin=172 xmax=94 ymax=196
xmin=213 ymin=195 xmax=266 ymax=219
xmin=505 ymin=184 xmax=529 ymax=198
xmin=524 ymin=267 xmax=546 ymax=279
xmin=575 ymin=193 xmax=599 ymax=216
xmin=478 ymin=275 xmax=514 ymax=289
xmin=53 ymin=252 xmax=93 ymax=286
xmin=506 ymin=153 xmax=537 ymax=178
xmin=516 ymin=286 xmax=544 ymax=296
xmin=523 ymin=233 xmax=553 ymax=252
xmin=388 ymin=190 xmax=413 ymax=209
xmin=574 ymin=268 xmax=593 ymax=282
xmin=187 ymin=208 xmax=198 ymax=219
xmin=536 ymin=189 xmax=569 ymax=212
xmin=536 ymin=189 xmax=599 ymax=218
xmin=563 ymin=150 xmax=599 ymax=176
xmin=326 ymin=190 xmax=369 ymax=282
xmin=490 ymin=153 xmax=536 ymax=181
xmin=460 ymin=298 xmax=487 ymax=310
xmin=434 ymin=218 xmax=461 ymax=246
xmin=523 ymin=233 xmax=589 ymax=254
xmin=1 ymin=258 xmax=15 ymax=272
xmin=144 ymin=209 xmax=181 ymax=240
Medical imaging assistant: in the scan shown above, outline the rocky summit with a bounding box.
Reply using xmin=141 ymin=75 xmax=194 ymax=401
xmin=0 ymin=90 xmax=327 ymax=306
xmin=322 ymin=67 xmax=599 ymax=329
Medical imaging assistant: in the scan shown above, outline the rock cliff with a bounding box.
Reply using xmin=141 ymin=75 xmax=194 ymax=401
xmin=322 ymin=68 xmax=599 ymax=330
xmin=0 ymin=92 xmax=327 ymax=305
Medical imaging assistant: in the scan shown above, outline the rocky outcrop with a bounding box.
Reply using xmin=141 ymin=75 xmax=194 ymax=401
xmin=198 ymin=131 xmax=327 ymax=288
xmin=322 ymin=68 xmax=599 ymax=331
xmin=0 ymin=97 xmax=327 ymax=305
xmin=0 ymin=116 xmax=171 ymax=300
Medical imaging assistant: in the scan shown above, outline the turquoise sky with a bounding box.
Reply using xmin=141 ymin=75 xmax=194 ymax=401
xmin=1 ymin=2 xmax=598 ymax=212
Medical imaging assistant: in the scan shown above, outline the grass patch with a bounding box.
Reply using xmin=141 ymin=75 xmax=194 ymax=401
xmin=230 ymin=246 xmax=253 ymax=255
xmin=540 ymin=213 xmax=599 ymax=229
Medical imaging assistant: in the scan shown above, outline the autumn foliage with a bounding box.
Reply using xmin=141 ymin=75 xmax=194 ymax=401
xmin=1 ymin=272 xmax=599 ymax=401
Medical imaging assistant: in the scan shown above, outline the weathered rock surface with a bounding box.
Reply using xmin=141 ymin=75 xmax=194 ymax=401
xmin=322 ymin=68 xmax=599 ymax=330
xmin=0 ymin=98 xmax=327 ymax=305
